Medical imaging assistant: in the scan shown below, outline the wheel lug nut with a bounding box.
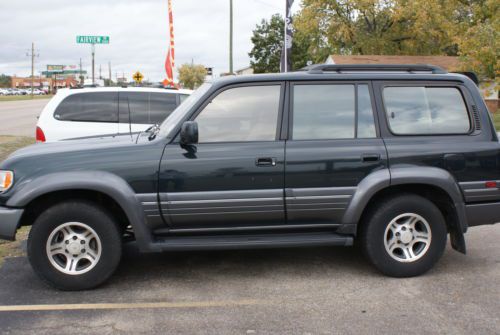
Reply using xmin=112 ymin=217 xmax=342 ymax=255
xmin=80 ymin=240 xmax=85 ymax=244
xmin=73 ymin=255 xmax=78 ymax=258
xmin=81 ymin=249 xmax=86 ymax=253
xmin=65 ymin=240 xmax=69 ymax=244
xmin=72 ymin=236 xmax=77 ymax=240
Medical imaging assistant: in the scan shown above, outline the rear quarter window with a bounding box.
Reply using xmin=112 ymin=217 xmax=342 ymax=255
xmin=383 ymin=86 xmax=470 ymax=135
xmin=54 ymin=92 xmax=118 ymax=123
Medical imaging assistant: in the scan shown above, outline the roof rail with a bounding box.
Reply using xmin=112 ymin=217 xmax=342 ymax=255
xmin=303 ymin=64 xmax=447 ymax=75
xmin=454 ymin=71 xmax=479 ymax=85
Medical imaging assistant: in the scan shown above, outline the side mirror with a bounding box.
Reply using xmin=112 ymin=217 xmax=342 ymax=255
xmin=180 ymin=121 xmax=198 ymax=145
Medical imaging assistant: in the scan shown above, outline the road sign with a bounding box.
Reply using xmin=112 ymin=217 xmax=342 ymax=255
xmin=133 ymin=71 xmax=144 ymax=84
xmin=76 ymin=35 xmax=110 ymax=44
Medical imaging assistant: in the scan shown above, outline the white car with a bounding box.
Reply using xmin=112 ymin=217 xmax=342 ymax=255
xmin=36 ymin=87 xmax=192 ymax=142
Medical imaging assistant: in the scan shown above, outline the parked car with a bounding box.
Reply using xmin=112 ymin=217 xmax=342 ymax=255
xmin=0 ymin=64 xmax=498 ymax=290
xmin=0 ymin=88 xmax=8 ymax=95
xmin=36 ymin=87 xmax=192 ymax=142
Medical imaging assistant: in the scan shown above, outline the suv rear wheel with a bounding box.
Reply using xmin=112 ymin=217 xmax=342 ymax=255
xmin=28 ymin=201 xmax=122 ymax=290
xmin=360 ymin=194 xmax=447 ymax=277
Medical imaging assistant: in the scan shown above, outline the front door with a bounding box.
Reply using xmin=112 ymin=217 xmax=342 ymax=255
xmin=159 ymin=83 xmax=286 ymax=229
xmin=285 ymin=82 xmax=387 ymax=225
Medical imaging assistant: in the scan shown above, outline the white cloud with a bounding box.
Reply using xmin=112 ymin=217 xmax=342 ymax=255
xmin=0 ymin=0 xmax=301 ymax=82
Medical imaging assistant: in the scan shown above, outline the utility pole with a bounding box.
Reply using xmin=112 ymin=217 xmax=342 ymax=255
xmin=26 ymin=42 xmax=39 ymax=97
xmin=108 ymin=61 xmax=112 ymax=84
xmin=79 ymin=58 xmax=83 ymax=85
xmin=99 ymin=64 xmax=102 ymax=80
xmin=229 ymin=0 xmax=233 ymax=74
xmin=91 ymin=43 xmax=95 ymax=85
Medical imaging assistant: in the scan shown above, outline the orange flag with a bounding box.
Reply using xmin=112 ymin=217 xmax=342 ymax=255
xmin=163 ymin=0 xmax=175 ymax=87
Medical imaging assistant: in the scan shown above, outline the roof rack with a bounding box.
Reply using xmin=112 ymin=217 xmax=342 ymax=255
xmin=303 ymin=64 xmax=447 ymax=75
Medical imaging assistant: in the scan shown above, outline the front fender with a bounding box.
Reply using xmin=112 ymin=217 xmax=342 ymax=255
xmin=6 ymin=171 xmax=154 ymax=251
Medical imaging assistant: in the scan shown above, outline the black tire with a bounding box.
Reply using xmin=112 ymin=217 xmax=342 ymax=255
xmin=28 ymin=201 xmax=122 ymax=290
xmin=360 ymin=194 xmax=447 ymax=277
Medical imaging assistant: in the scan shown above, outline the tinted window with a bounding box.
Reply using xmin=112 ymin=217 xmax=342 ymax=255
xmin=119 ymin=92 xmax=178 ymax=125
xmin=149 ymin=93 xmax=178 ymax=124
xmin=357 ymin=85 xmax=376 ymax=138
xmin=179 ymin=94 xmax=189 ymax=103
xmin=384 ymin=87 xmax=470 ymax=134
xmin=55 ymin=92 xmax=118 ymax=122
xmin=292 ymin=85 xmax=355 ymax=140
xmin=195 ymin=85 xmax=281 ymax=143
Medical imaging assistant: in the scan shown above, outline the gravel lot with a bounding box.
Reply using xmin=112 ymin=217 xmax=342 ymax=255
xmin=0 ymin=225 xmax=498 ymax=334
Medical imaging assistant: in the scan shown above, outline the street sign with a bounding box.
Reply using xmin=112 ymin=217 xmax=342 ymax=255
xmin=76 ymin=35 xmax=110 ymax=44
xmin=133 ymin=71 xmax=144 ymax=84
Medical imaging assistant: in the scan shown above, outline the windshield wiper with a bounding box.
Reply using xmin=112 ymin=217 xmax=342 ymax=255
xmin=145 ymin=124 xmax=160 ymax=140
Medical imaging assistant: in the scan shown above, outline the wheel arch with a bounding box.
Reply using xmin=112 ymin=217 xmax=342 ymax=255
xmin=342 ymin=167 xmax=467 ymax=253
xmin=7 ymin=171 xmax=154 ymax=250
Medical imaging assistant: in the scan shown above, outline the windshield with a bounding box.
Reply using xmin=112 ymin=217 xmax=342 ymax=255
xmin=159 ymin=83 xmax=212 ymax=138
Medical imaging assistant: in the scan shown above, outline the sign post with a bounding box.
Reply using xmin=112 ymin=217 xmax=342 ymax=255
xmin=76 ymin=35 xmax=110 ymax=85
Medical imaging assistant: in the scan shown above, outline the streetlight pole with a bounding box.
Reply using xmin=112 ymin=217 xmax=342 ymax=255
xmin=229 ymin=0 xmax=233 ymax=74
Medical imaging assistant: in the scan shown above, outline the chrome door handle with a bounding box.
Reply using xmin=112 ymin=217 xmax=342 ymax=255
xmin=255 ymin=157 xmax=276 ymax=167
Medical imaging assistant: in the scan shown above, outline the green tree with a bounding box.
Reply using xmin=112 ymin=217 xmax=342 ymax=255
xmin=295 ymin=0 xmax=458 ymax=56
xmin=454 ymin=0 xmax=499 ymax=80
xmin=249 ymin=14 xmax=310 ymax=73
xmin=0 ymin=74 xmax=11 ymax=88
xmin=177 ymin=64 xmax=207 ymax=89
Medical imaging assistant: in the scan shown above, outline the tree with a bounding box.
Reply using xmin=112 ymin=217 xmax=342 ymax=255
xmin=249 ymin=14 xmax=310 ymax=73
xmin=454 ymin=0 xmax=499 ymax=80
xmin=177 ymin=64 xmax=207 ymax=89
xmin=295 ymin=0 xmax=459 ymax=57
xmin=0 ymin=74 xmax=11 ymax=88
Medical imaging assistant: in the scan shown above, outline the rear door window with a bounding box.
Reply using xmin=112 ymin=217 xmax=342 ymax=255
xmin=383 ymin=86 xmax=470 ymax=135
xmin=291 ymin=84 xmax=376 ymax=140
xmin=54 ymin=92 xmax=118 ymax=122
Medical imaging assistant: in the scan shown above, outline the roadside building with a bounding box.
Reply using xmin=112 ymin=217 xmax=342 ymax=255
xmin=325 ymin=55 xmax=498 ymax=112
xmin=11 ymin=76 xmax=79 ymax=92
xmin=235 ymin=66 xmax=254 ymax=75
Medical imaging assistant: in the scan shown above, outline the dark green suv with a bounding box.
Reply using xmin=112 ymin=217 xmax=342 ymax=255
xmin=0 ymin=64 xmax=498 ymax=290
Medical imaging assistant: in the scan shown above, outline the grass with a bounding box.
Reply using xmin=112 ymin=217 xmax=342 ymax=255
xmin=0 ymin=95 xmax=53 ymax=102
xmin=0 ymin=136 xmax=35 ymax=266
xmin=0 ymin=136 xmax=35 ymax=162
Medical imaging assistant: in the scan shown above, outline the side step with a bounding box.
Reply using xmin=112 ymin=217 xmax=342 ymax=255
xmin=151 ymin=232 xmax=353 ymax=251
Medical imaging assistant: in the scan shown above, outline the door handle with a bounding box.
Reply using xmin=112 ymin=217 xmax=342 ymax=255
xmin=361 ymin=154 xmax=380 ymax=162
xmin=255 ymin=157 xmax=277 ymax=167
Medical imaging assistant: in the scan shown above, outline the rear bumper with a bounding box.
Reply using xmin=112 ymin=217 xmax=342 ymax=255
xmin=0 ymin=206 xmax=24 ymax=240
xmin=465 ymin=202 xmax=500 ymax=227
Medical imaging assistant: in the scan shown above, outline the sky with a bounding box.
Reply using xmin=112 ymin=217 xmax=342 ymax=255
xmin=0 ymin=0 xmax=301 ymax=82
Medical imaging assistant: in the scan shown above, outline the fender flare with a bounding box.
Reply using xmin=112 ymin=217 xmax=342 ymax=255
xmin=342 ymin=166 xmax=467 ymax=253
xmin=7 ymin=171 xmax=154 ymax=251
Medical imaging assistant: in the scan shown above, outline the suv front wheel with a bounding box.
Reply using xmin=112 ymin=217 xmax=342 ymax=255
xmin=28 ymin=201 xmax=122 ymax=290
xmin=360 ymin=194 xmax=447 ymax=277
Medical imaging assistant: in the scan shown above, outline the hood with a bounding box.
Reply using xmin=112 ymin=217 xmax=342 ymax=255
xmin=4 ymin=133 xmax=142 ymax=163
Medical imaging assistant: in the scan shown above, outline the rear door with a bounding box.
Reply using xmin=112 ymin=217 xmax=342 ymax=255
xmin=52 ymin=92 xmax=119 ymax=140
xmin=285 ymin=82 xmax=387 ymax=225
xmin=118 ymin=92 xmax=179 ymax=134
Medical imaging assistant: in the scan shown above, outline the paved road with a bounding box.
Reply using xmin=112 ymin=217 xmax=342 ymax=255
xmin=0 ymin=225 xmax=498 ymax=334
xmin=0 ymin=99 xmax=50 ymax=137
